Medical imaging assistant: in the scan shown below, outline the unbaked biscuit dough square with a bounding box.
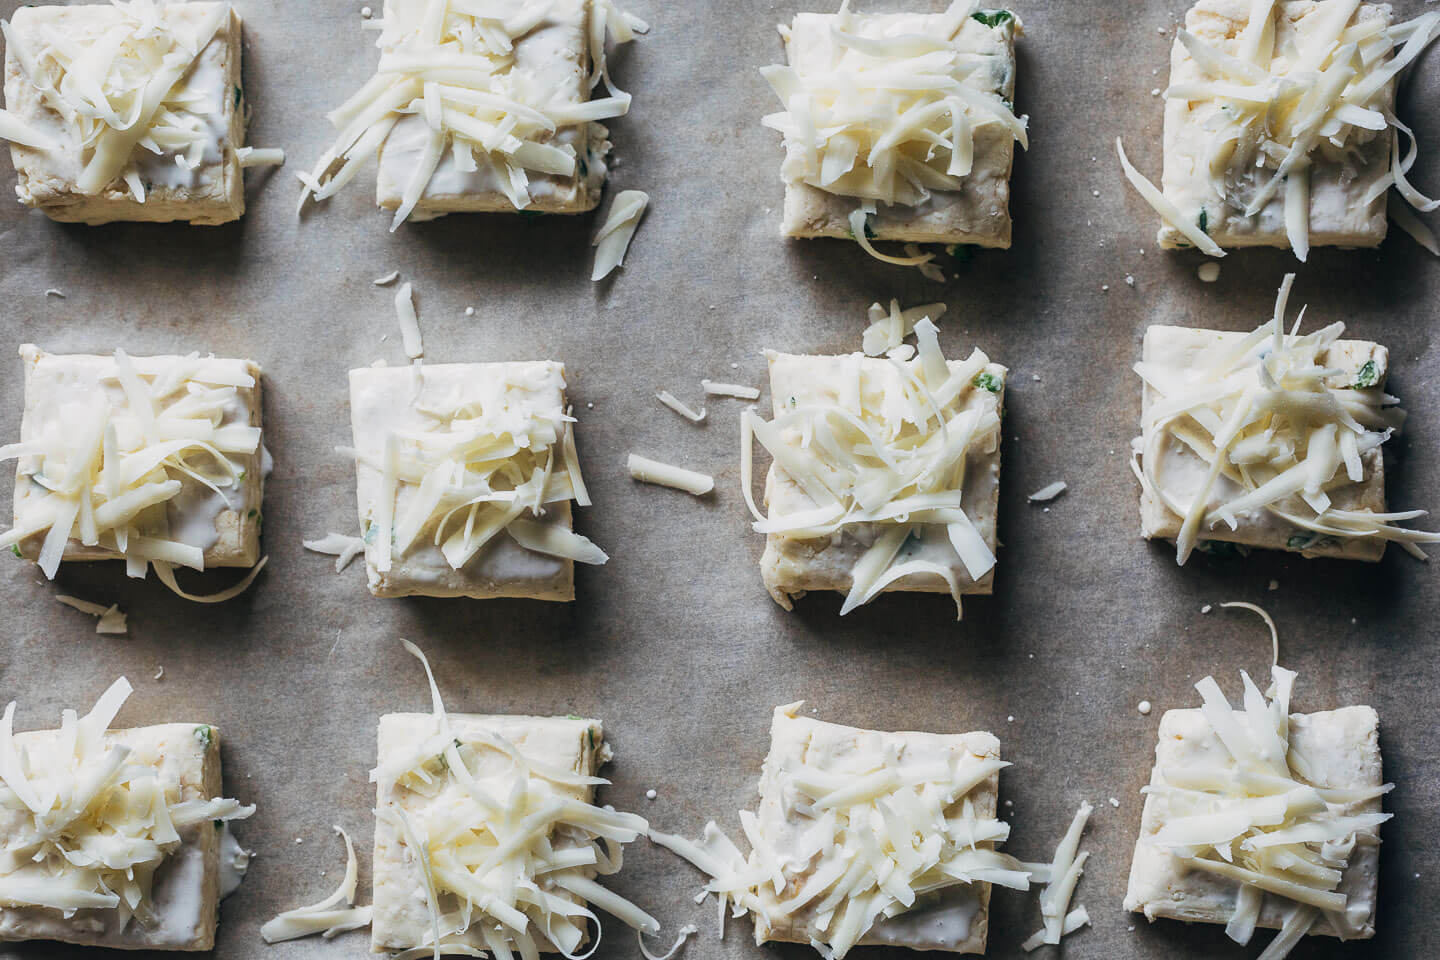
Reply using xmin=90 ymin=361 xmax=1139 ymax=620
xmin=10 ymin=345 xmax=265 ymax=570
xmin=3 ymin=2 xmax=247 ymax=225
xmin=777 ymin=10 xmax=1019 ymax=247
xmin=1124 ymin=705 xmax=1383 ymax=940
xmin=371 ymin=712 xmax=605 ymax=952
xmin=348 ymin=361 xmax=578 ymax=600
xmin=1138 ymin=325 xmax=1388 ymax=561
xmin=374 ymin=0 xmax=608 ymax=217
xmin=0 ymin=722 xmax=229 ymax=951
xmin=760 ymin=351 xmax=1005 ymax=607
xmin=753 ymin=707 xmax=1001 ymax=954
xmin=1157 ymin=0 xmax=1393 ymax=251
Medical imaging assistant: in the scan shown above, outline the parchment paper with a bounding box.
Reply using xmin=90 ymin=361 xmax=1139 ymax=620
xmin=1 ymin=1 xmax=1438 ymax=957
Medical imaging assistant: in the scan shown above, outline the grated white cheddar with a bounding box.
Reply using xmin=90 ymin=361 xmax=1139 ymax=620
xmin=0 ymin=679 xmax=253 ymax=934
xmin=861 ymin=299 xmax=948 ymax=357
xmin=1119 ymin=1 xmax=1440 ymax=259
xmin=701 ymin=379 xmax=761 ymax=400
xmin=627 ymin=454 xmax=715 ymax=495
xmin=55 ymin=594 xmax=128 ymax=635
xmin=298 ymin=0 xmax=648 ymax=229
xmin=0 ymin=346 xmax=267 ymax=602
xmin=1133 ymin=275 xmax=1440 ymax=564
xmin=261 ymin=826 xmax=373 ymax=943
xmin=1027 ymin=481 xmax=1067 ymax=502
xmin=1025 ymin=801 xmax=1093 ymax=949
xmin=655 ymin=390 xmax=706 ymax=423
xmin=591 ymin=189 xmax=649 ymax=281
xmin=371 ymin=640 xmax=666 ymax=956
xmin=744 ymin=320 xmax=1004 ymax=618
xmin=393 ymin=282 xmax=423 ymax=359
xmin=236 ymin=147 xmax=286 ymax=168
xmin=302 ymin=532 xmax=367 ymax=572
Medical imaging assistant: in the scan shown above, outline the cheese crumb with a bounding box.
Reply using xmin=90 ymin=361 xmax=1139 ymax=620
xmin=44 ymin=289 xmax=65 ymax=299
xmin=1201 ymin=604 xmax=1213 ymax=614
xmin=464 ymin=307 xmax=475 ymax=317
xmin=372 ymin=271 xmax=400 ymax=286
xmin=1197 ymin=262 xmax=1221 ymax=282
xmin=646 ymin=789 xmax=657 ymax=800
xmin=1108 ymin=797 xmax=1120 ymax=808
xmin=1138 ymin=700 xmax=1152 ymax=715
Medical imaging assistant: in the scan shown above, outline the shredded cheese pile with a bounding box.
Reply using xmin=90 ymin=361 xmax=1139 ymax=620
xmin=55 ymin=594 xmax=128 ymax=635
xmin=378 ymin=641 xmax=665 ymax=958
xmin=1144 ymin=667 xmax=1392 ymax=958
xmin=862 ymin=299 xmax=947 ymax=357
xmin=0 ymin=678 xmax=254 ymax=925
xmin=0 ymin=1 xmax=275 ymax=200
xmin=298 ymin=0 xmax=647 ymax=228
xmin=763 ymin=1 xmax=1027 ymax=266
xmin=351 ymin=368 xmax=606 ymax=573
xmin=742 ymin=318 xmax=1002 ymax=618
xmin=1020 ymin=801 xmax=1092 ymax=951
xmin=1118 ymin=0 xmax=1440 ymax=259
xmin=0 ymin=349 xmax=267 ymax=602
xmin=1134 ymin=274 xmax=1440 ymax=564
xmin=650 ymin=703 xmax=1029 ymax=959
xmin=260 ymin=826 xmax=372 ymax=943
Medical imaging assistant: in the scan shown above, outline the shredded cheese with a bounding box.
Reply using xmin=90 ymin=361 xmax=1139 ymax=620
xmin=375 ymin=641 xmax=666 ymax=957
xmin=373 ymin=270 xmax=401 ymax=286
xmin=394 ymin=282 xmax=423 ymax=359
xmin=1220 ymin=600 xmax=1281 ymax=666
xmin=1027 ymin=481 xmax=1067 ymax=502
xmin=298 ymin=0 xmax=648 ymax=228
xmin=591 ymin=189 xmax=649 ymax=281
xmin=743 ymin=323 xmax=1003 ymax=618
xmin=1134 ymin=275 xmax=1440 ymax=564
xmin=655 ymin=390 xmax=706 ymax=423
xmin=649 ymin=703 xmax=1031 ymax=958
xmin=627 ymin=454 xmax=715 ymax=495
xmin=0 ymin=679 xmax=254 ymax=929
xmin=261 ymin=826 xmax=373 ymax=943
xmin=1141 ymin=667 xmax=1393 ymax=958
xmin=0 ymin=347 xmax=267 ymax=602
xmin=0 ymin=2 xmax=280 ymax=196
xmin=1119 ymin=2 xmax=1440 ymax=259
xmin=701 ymin=380 xmax=761 ymax=400
xmin=351 ymin=364 xmax=604 ymax=575
xmin=861 ymin=299 xmax=948 ymax=357
xmin=236 ymin=146 xmax=286 ymax=168
xmin=1025 ymin=801 xmax=1092 ymax=948
xmin=55 ymin=594 xmax=128 ymax=635
xmin=303 ymin=532 xmax=368 ymax=572
xmin=763 ymin=2 xmax=1027 ymax=266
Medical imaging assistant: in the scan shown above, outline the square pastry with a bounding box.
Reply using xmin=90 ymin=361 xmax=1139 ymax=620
xmin=1124 ymin=672 xmax=1387 ymax=948
xmin=748 ymin=703 xmax=1008 ymax=955
xmin=374 ymin=0 xmax=611 ymax=218
xmin=753 ymin=348 xmax=1005 ymax=615
xmin=371 ymin=711 xmax=610 ymax=953
xmin=0 ymin=681 xmax=252 ymax=951
xmin=1156 ymin=0 xmax=1396 ymax=253
xmin=347 ymin=361 xmax=602 ymax=600
xmin=3 ymin=2 xmax=249 ymax=225
xmin=1132 ymin=316 xmax=1430 ymax=563
xmin=3 ymin=345 xmax=265 ymax=579
xmin=767 ymin=7 xmax=1023 ymax=246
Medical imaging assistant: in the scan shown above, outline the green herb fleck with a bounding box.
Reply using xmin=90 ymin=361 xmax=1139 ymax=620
xmin=972 ymin=9 xmax=1014 ymax=27
xmin=214 ymin=819 xmax=224 ymax=829
xmin=363 ymin=523 xmax=377 ymax=544
xmin=234 ymin=86 xmax=242 ymax=109
xmin=9 ymin=544 xmax=20 ymax=559
xmin=577 ymin=155 xmax=589 ymax=178
xmin=518 ymin=209 xmax=545 ymax=219
xmin=1197 ymin=208 xmax=1209 ymax=234
xmin=945 ymin=243 xmax=978 ymax=264
xmin=586 ymin=728 xmax=596 ymax=752
xmin=972 ymin=371 xmax=1002 ymax=392
xmin=788 ymin=395 xmax=798 ymax=407
xmin=848 ymin=214 xmax=877 ymax=240
xmin=565 ymin=714 xmax=583 ymax=721
xmin=1352 ymin=360 xmax=1379 ymax=389
xmin=194 ymin=725 xmax=214 ymax=749
xmin=1287 ymin=533 xmax=1338 ymax=551
xmin=236 ymin=470 xmax=246 ymax=481
xmin=1193 ymin=540 xmax=1249 ymax=560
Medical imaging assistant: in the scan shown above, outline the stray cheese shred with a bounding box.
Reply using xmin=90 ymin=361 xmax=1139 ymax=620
xmin=655 ymin=390 xmax=706 ymax=423
xmin=0 ymin=1 xmax=281 ymax=196
xmin=1142 ymin=667 xmax=1393 ymax=959
xmin=627 ymin=454 xmax=715 ymax=496
xmin=1118 ymin=2 xmax=1440 ymax=259
xmin=298 ymin=0 xmax=648 ymax=229
xmin=260 ymin=826 xmax=373 ymax=943
xmin=1134 ymin=275 xmax=1440 ymax=564
xmin=1023 ymin=801 xmax=1092 ymax=949
xmin=0 ymin=347 xmax=267 ymax=602
xmin=743 ymin=316 xmax=1002 ymax=618
xmin=862 ymin=299 xmax=948 ymax=357
xmin=648 ymin=702 xmax=1032 ymax=959
xmin=591 ymin=189 xmax=649 ymax=281
xmin=55 ymin=594 xmax=128 ymax=635
xmin=701 ymin=380 xmax=761 ymax=401
xmin=0 ymin=679 xmax=254 ymax=929
xmin=302 ymin=532 xmax=368 ymax=572
xmin=376 ymin=641 xmax=669 ymax=958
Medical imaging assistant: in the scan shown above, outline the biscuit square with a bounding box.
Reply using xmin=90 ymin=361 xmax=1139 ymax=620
xmin=752 ymin=705 xmax=1001 ymax=954
xmin=3 ymin=2 xmax=247 ymax=225
xmin=347 ymin=361 xmax=578 ymax=600
xmin=0 ymin=722 xmax=229 ymax=950
xmin=1157 ymin=0 xmax=1393 ymax=251
xmin=9 ymin=345 xmax=265 ymax=571
xmin=1124 ymin=704 xmax=1383 ymax=940
xmin=760 ymin=351 xmax=1005 ymax=608
xmin=776 ymin=10 xmax=1019 ymax=247
xmin=374 ymin=0 xmax=607 ymax=217
xmin=1138 ymin=325 xmax=1388 ymax=560
xmin=370 ymin=712 xmax=604 ymax=952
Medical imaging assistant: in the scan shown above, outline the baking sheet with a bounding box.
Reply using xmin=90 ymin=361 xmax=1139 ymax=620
xmin=1 ymin=0 xmax=1438 ymax=957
